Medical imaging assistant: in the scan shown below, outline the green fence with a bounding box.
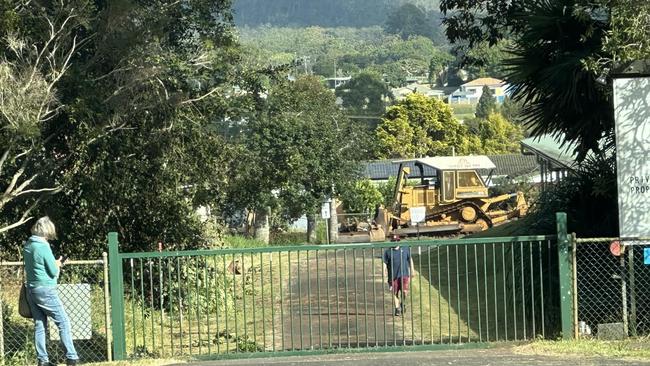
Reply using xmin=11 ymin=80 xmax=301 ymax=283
xmin=108 ymin=233 xmax=562 ymax=360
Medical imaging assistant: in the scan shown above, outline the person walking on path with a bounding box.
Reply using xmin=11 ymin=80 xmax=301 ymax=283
xmin=23 ymin=217 xmax=79 ymax=366
xmin=383 ymin=235 xmax=414 ymax=316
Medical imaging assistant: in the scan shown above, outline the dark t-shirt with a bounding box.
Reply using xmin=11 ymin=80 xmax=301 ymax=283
xmin=383 ymin=246 xmax=411 ymax=281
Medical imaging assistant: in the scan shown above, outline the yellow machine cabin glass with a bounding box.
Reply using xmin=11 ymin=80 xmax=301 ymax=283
xmin=442 ymin=171 xmax=456 ymax=201
xmin=457 ymin=171 xmax=483 ymax=188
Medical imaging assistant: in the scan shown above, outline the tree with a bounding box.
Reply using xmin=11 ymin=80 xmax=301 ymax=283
xmin=338 ymin=179 xmax=383 ymax=214
xmin=475 ymin=86 xmax=496 ymax=119
xmin=440 ymin=0 xmax=619 ymax=160
xmin=229 ymin=76 xmax=367 ymax=242
xmin=336 ymin=72 xmax=392 ymax=115
xmin=384 ymin=3 xmax=444 ymax=42
xmin=477 ymin=113 xmax=524 ymax=154
xmin=1 ymin=0 xmax=243 ymax=256
xmin=375 ymin=93 xmax=480 ymax=158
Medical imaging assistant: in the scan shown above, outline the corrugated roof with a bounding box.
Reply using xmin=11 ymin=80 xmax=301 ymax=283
xmin=520 ymin=134 xmax=578 ymax=169
xmin=462 ymin=77 xmax=505 ymax=87
xmin=363 ymin=154 xmax=538 ymax=180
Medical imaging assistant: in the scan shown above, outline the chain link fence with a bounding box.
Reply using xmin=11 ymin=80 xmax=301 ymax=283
xmin=574 ymin=238 xmax=650 ymax=340
xmin=0 ymin=256 xmax=111 ymax=365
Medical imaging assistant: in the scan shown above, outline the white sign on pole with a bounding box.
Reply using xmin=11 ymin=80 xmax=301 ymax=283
xmin=321 ymin=202 xmax=331 ymax=219
xmin=409 ymin=207 xmax=426 ymax=226
xmin=613 ymin=77 xmax=650 ymax=238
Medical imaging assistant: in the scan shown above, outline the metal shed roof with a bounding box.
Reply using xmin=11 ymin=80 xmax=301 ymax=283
xmin=397 ymin=156 xmax=497 ymax=171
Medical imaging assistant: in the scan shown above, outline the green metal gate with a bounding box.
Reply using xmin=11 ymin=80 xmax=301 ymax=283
xmin=108 ymin=224 xmax=570 ymax=360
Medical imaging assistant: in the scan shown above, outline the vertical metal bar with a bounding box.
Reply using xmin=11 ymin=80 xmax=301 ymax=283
xmin=492 ymin=243 xmax=498 ymax=341
xmin=212 ymin=255 xmax=220 ymax=355
xmin=130 ymin=258 xmax=136 ymax=353
xmin=483 ymin=245 xmax=490 ymax=341
xmin=371 ymin=247 xmax=378 ymax=347
xmin=279 ymin=251 xmax=285 ymax=351
xmin=530 ymin=242 xmax=536 ymax=338
xmin=520 ymin=241 xmax=526 ymax=340
xmin=511 ymin=243 xmax=517 ymax=340
xmin=418 ymin=246 xmax=424 ymax=345
xmin=465 ymin=245 xmax=470 ymax=342
xmin=316 ymin=250 xmax=322 ymax=349
xmin=502 ymin=243 xmax=508 ymax=340
xmin=380 ymin=247 xmax=389 ymax=347
xmin=222 ymin=255 xmax=229 ymax=353
xmin=556 ymin=212 xmax=574 ymax=339
xmin=307 ymin=250 xmax=314 ymax=349
xmin=205 ymin=256 xmax=211 ymax=355
xmin=362 ymin=249 xmax=369 ymax=348
xmin=158 ymin=257 xmax=164 ymax=357
xmin=102 ymin=252 xmax=113 ymax=361
xmin=263 ymin=253 xmax=270 ymax=352
xmin=352 ymin=249 xmax=359 ymax=348
xmin=139 ymin=259 xmax=146 ymax=353
xmin=455 ymin=245 xmax=460 ymax=342
xmin=241 ymin=253 xmax=247 ymax=350
xmin=539 ymin=241 xmax=545 ymax=338
xmin=195 ymin=257 xmax=202 ymax=355
xmin=187 ymin=258 xmax=193 ymax=355
xmin=343 ymin=249 xmax=351 ymax=348
xmin=409 ymin=246 xmax=415 ymax=345
xmin=437 ymin=246 xmax=442 ymax=343
xmin=257 ymin=253 xmax=264 ymax=351
xmin=445 ymin=246 xmax=450 ymax=343
xmin=401 ymin=247 xmax=407 ymax=345
xmin=149 ymin=259 xmax=155 ymax=353
xmin=108 ymin=233 xmax=126 ymax=360
xmin=297 ymin=250 xmax=303 ymax=350
xmin=288 ymin=250 xmax=294 ymax=350
xmin=427 ymin=245 xmax=434 ymax=345
xmin=0 ymin=266 xmax=4 ymax=365
xmin=249 ymin=253 xmax=256 ymax=345
xmin=474 ymin=245 xmax=482 ymax=342
xmin=232 ymin=253 xmax=238 ymax=353
xmin=325 ymin=250 xmax=332 ymax=349
xmin=168 ymin=258 xmax=175 ymax=356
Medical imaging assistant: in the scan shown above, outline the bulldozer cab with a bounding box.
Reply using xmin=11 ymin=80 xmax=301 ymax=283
xmin=398 ymin=156 xmax=495 ymax=204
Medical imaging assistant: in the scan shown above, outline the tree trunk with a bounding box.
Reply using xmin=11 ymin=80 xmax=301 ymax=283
xmin=254 ymin=206 xmax=270 ymax=244
xmin=307 ymin=214 xmax=317 ymax=243
xmin=328 ymin=199 xmax=339 ymax=243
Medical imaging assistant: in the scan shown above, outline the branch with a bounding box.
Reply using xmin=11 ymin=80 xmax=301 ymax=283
xmin=0 ymin=144 xmax=12 ymax=174
xmin=0 ymin=193 xmax=46 ymax=234
xmin=181 ymin=86 xmax=221 ymax=105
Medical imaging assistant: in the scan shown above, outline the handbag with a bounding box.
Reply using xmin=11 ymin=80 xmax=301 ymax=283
xmin=18 ymin=284 xmax=32 ymax=319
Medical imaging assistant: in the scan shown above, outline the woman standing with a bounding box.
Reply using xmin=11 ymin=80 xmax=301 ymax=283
xmin=23 ymin=217 xmax=79 ymax=366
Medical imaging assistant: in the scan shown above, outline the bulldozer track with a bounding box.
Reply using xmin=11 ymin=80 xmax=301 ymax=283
xmin=425 ymin=201 xmax=493 ymax=227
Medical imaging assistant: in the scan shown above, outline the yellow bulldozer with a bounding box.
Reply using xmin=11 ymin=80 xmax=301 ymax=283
xmin=340 ymin=156 xmax=528 ymax=242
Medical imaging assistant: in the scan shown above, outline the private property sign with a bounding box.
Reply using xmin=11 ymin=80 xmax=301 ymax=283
xmin=613 ymin=77 xmax=650 ymax=238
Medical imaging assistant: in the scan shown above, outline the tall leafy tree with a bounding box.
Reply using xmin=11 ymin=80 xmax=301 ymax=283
xmin=375 ymin=93 xmax=479 ymax=158
xmin=336 ymin=72 xmax=392 ymax=115
xmin=475 ymin=86 xmax=496 ymax=119
xmin=1 ymin=0 xmax=243 ymax=256
xmin=228 ymin=76 xmax=367 ymax=241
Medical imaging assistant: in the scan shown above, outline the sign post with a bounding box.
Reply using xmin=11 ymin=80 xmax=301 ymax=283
xmin=321 ymin=201 xmax=331 ymax=244
xmin=409 ymin=207 xmax=426 ymax=240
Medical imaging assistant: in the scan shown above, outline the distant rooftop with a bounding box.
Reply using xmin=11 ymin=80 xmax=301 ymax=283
xmin=462 ymin=77 xmax=505 ymax=87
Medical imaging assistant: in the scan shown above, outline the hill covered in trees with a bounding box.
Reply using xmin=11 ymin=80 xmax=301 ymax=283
xmin=233 ymin=0 xmax=440 ymax=27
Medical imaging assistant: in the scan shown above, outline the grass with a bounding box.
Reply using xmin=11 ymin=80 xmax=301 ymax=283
xmin=515 ymin=338 xmax=650 ymax=360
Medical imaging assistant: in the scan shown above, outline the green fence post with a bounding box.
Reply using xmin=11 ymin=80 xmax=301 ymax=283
xmin=108 ymin=232 xmax=127 ymax=360
xmin=556 ymin=212 xmax=574 ymax=339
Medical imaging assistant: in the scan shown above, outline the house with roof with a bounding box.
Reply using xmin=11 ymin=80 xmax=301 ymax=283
xmin=520 ymin=134 xmax=581 ymax=190
xmin=448 ymin=77 xmax=509 ymax=104
xmin=391 ymin=82 xmax=447 ymax=101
